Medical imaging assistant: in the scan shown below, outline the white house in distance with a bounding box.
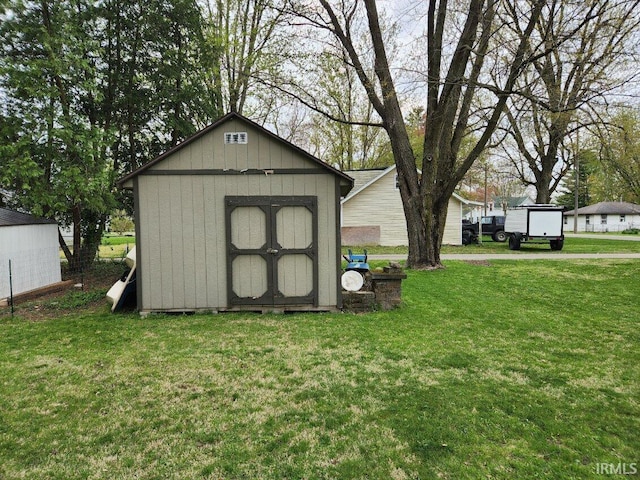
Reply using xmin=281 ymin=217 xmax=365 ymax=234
xmin=479 ymin=195 xmax=536 ymax=218
xmin=0 ymin=208 xmax=62 ymax=300
xmin=563 ymin=201 xmax=640 ymax=232
xmin=341 ymin=165 xmax=480 ymax=246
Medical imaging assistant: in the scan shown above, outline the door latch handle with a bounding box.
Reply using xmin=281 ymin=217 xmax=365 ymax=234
xmin=266 ymin=248 xmax=279 ymax=254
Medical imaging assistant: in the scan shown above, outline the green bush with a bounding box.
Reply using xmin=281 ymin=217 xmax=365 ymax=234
xmin=109 ymin=210 xmax=134 ymax=235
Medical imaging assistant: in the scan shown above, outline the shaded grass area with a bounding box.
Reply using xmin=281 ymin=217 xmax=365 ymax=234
xmin=1 ymin=260 xmax=639 ymax=479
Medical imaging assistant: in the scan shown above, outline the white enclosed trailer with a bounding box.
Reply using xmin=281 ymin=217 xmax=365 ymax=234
xmin=504 ymin=205 xmax=565 ymax=250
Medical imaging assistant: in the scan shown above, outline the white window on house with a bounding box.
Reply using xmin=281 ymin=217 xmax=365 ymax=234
xmin=601 ymin=214 xmax=608 ymax=225
xmin=224 ymin=132 xmax=248 ymax=144
xmin=585 ymin=215 xmax=590 ymax=225
xmin=564 ymin=216 xmax=568 ymax=225
xmin=620 ymin=214 xmax=626 ymax=223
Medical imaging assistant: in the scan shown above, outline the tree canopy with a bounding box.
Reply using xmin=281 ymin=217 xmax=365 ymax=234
xmin=0 ymin=0 xmax=284 ymax=270
xmin=501 ymin=0 xmax=640 ymax=203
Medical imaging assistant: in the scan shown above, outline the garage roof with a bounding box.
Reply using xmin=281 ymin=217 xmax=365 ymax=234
xmin=564 ymin=201 xmax=640 ymax=216
xmin=0 ymin=208 xmax=57 ymax=227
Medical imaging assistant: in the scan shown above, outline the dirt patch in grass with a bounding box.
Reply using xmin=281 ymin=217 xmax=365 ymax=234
xmin=464 ymin=260 xmax=492 ymax=267
xmin=1 ymin=261 xmax=125 ymax=322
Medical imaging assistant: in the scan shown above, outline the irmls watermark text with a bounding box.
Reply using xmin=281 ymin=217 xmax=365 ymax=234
xmin=595 ymin=462 xmax=637 ymax=475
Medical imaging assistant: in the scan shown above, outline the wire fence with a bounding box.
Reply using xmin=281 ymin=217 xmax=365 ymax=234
xmin=1 ymin=247 xmax=62 ymax=301
xmin=2 ymin=239 xmax=135 ymax=313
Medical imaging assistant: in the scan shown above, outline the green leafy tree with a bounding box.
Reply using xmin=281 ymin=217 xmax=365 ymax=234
xmin=304 ymin=47 xmax=390 ymax=170
xmin=0 ymin=0 xmax=217 ymax=270
xmin=200 ymin=0 xmax=289 ymax=121
xmin=555 ymin=150 xmax=597 ymax=209
xmin=109 ymin=210 xmax=135 ymax=235
xmin=594 ymin=110 xmax=640 ymax=203
xmin=0 ymin=0 xmax=114 ymax=270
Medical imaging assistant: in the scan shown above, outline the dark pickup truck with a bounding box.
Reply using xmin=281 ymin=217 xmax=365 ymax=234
xmin=462 ymin=215 xmax=507 ymax=244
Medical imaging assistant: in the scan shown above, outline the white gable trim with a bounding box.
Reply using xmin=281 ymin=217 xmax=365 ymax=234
xmin=342 ymin=164 xmax=479 ymax=206
xmin=342 ymin=165 xmax=396 ymax=204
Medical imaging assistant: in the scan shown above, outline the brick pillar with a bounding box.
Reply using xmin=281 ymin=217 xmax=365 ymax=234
xmin=371 ymin=270 xmax=407 ymax=310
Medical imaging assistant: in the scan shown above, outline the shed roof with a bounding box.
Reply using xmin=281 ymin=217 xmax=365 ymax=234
xmin=117 ymin=112 xmax=354 ymax=195
xmin=0 ymin=208 xmax=57 ymax=227
xmin=564 ymin=201 xmax=640 ymax=216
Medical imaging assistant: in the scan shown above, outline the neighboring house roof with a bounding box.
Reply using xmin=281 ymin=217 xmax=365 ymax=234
xmin=493 ymin=195 xmax=534 ymax=208
xmin=342 ymin=164 xmax=480 ymax=205
xmin=0 ymin=188 xmax=12 ymax=205
xmin=346 ymin=168 xmax=387 ymax=194
xmin=117 ymin=112 xmax=354 ymax=195
xmin=564 ymin=201 xmax=640 ymax=216
xmin=0 ymin=208 xmax=57 ymax=227
xmin=343 ymin=166 xmax=394 ymax=202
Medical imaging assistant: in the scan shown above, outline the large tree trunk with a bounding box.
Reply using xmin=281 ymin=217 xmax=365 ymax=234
xmin=59 ymin=206 xmax=105 ymax=274
xmin=384 ymin=103 xmax=431 ymax=268
xmin=533 ymin=125 xmax=565 ymax=204
xmin=534 ymin=163 xmax=554 ymax=203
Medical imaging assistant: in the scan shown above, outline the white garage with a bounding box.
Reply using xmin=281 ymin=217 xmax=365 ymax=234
xmin=0 ymin=208 xmax=62 ymax=300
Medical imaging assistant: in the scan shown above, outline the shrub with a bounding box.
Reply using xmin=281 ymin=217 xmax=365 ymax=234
xmin=109 ymin=210 xmax=134 ymax=234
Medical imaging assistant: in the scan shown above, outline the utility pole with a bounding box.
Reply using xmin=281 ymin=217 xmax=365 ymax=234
xmin=483 ymin=163 xmax=488 ymax=217
xmin=574 ymin=134 xmax=579 ymax=233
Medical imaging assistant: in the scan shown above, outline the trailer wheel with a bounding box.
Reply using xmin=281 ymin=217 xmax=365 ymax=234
xmin=509 ymin=234 xmax=521 ymax=250
xmin=550 ymin=239 xmax=564 ymax=251
xmin=493 ymin=230 xmax=507 ymax=242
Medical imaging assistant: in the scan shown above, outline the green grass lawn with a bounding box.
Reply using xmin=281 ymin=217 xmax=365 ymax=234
xmin=345 ymin=236 xmax=640 ymax=256
xmin=97 ymin=235 xmax=136 ymax=259
xmin=96 ymin=235 xmax=640 ymax=259
xmin=1 ymin=259 xmax=638 ymax=479
xmin=454 ymin=236 xmax=640 ymax=254
xmin=101 ymin=234 xmax=136 ymax=246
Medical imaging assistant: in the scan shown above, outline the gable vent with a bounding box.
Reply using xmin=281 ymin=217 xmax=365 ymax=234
xmin=224 ymin=132 xmax=248 ymax=144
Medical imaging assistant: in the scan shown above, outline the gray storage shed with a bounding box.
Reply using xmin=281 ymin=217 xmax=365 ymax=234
xmin=118 ymin=112 xmax=354 ymax=314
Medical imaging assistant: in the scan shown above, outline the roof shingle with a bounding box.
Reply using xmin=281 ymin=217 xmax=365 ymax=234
xmin=0 ymin=208 xmax=57 ymax=227
xmin=564 ymin=201 xmax=640 ymax=215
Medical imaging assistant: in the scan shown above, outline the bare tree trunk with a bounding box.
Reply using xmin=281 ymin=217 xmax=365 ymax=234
xmin=504 ymin=0 xmax=640 ymax=203
xmin=386 ymin=119 xmax=429 ymax=267
xmin=290 ymin=0 xmax=543 ymax=268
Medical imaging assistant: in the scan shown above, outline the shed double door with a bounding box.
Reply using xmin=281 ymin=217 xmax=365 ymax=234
xmin=225 ymin=196 xmax=318 ymax=307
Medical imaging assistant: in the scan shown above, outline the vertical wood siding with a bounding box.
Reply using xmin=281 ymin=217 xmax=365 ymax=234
xmin=136 ymin=119 xmax=339 ymax=311
xmin=443 ymin=196 xmax=462 ymax=245
xmin=148 ymin=119 xmax=307 ymax=172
